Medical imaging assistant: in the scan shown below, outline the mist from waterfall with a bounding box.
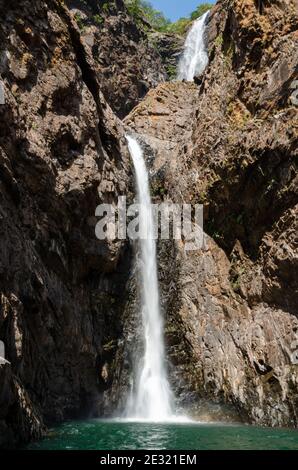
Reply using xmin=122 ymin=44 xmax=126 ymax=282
xmin=125 ymin=135 xmax=173 ymax=422
xmin=177 ymin=11 xmax=210 ymax=81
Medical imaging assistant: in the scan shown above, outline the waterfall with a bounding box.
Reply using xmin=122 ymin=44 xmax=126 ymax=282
xmin=177 ymin=11 xmax=209 ymax=81
xmin=125 ymin=135 xmax=173 ymax=422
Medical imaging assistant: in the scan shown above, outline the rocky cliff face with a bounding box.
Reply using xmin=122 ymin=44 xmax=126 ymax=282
xmin=122 ymin=0 xmax=298 ymax=426
xmin=148 ymin=32 xmax=184 ymax=80
xmin=65 ymin=0 xmax=167 ymax=118
xmin=0 ymin=0 xmax=297 ymax=450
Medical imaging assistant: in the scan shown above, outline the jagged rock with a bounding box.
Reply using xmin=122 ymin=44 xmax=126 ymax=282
xmin=121 ymin=0 xmax=298 ymax=427
xmin=148 ymin=32 xmax=184 ymax=80
xmin=0 ymin=0 xmax=134 ymax=447
xmin=0 ymin=359 xmax=44 ymax=448
xmin=65 ymin=0 xmax=167 ymax=118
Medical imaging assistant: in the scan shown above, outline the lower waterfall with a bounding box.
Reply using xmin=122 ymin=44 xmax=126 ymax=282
xmin=125 ymin=135 xmax=173 ymax=422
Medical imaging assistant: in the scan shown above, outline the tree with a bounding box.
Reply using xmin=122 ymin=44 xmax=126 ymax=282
xmin=190 ymin=3 xmax=213 ymax=21
xmin=124 ymin=0 xmax=170 ymax=31
xmin=142 ymin=3 xmax=171 ymax=31
xmin=166 ymin=17 xmax=191 ymax=35
xmin=124 ymin=1 xmax=213 ymax=35
xmin=125 ymin=0 xmax=143 ymax=18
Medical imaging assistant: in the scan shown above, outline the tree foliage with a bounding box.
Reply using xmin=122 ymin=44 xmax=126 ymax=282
xmin=124 ymin=1 xmax=213 ymax=35
xmin=124 ymin=0 xmax=170 ymax=31
xmin=141 ymin=1 xmax=171 ymax=30
xmin=168 ymin=3 xmax=213 ymax=35
xmin=190 ymin=3 xmax=213 ymax=21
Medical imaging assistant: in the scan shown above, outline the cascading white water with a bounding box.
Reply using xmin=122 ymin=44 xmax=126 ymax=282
xmin=177 ymin=11 xmax=209 ymax=81
xmin=125 ymin=135 xmax=173 ymax=421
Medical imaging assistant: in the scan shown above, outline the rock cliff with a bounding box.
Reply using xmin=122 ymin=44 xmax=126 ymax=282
xmin=0 ymin=0 xmax=137 ymax=448
xmin=65 ymin=0 xmax=167 ymax=117
xmin=123 ymin=0 xmax=298 ymax=426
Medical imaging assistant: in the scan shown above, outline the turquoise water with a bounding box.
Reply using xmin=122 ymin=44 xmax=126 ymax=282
xmin=27 ymin=420 xmax=298 ymax=450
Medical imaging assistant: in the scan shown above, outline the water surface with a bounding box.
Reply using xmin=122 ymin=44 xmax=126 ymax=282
xmin=28 ymin=420 xmax=298 ymax=450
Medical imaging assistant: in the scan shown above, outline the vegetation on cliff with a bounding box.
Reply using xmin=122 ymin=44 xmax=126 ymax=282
xmin=124 ymin=0 xmax=213 ymax=34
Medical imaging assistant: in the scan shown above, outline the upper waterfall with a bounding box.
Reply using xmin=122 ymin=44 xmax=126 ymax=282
xmin=177 ymin=11 xmax=210 ymax=81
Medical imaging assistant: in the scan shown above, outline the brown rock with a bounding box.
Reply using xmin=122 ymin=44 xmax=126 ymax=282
xmin=120 ymin=0 xmax=298 ymax=427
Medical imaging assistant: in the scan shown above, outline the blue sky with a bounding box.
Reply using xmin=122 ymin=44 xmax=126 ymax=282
xmin=149 ymin=1 xmax=215 ymax=21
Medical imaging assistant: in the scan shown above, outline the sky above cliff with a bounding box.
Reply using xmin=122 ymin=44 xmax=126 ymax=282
xmin=149 ymin=0 xmax=215 ymax=21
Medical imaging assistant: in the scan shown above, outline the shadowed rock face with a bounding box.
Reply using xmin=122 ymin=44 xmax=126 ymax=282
xmin=65 ymin=0 xmax=168 ymax=118
xmin=122 ymin=0 xmax=298 ymax=426
xmin=0 ymin=0 xmax=136 ymax=447
xmin=148 ymin=32 xmax=184 ymax=80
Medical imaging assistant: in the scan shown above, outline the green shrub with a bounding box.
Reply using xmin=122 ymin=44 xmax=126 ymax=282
xmin=74 ymin=12 xmax=85 ymax=31
xmin=102 ymin=2 xmax=110 ymax=13
xmin=93 ymin=14 xmax=104 ymax=25
xmin=165 ymin=17 xmax=191 ymax=35
xmin=166 ymin=64 xmax=177 ymax=80
xmin=214 ymin=33 xmax=223 ymax=47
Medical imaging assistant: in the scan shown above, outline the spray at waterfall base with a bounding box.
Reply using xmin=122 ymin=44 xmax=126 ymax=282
xmin=95 ymin=197 xmax=205 ymax=252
